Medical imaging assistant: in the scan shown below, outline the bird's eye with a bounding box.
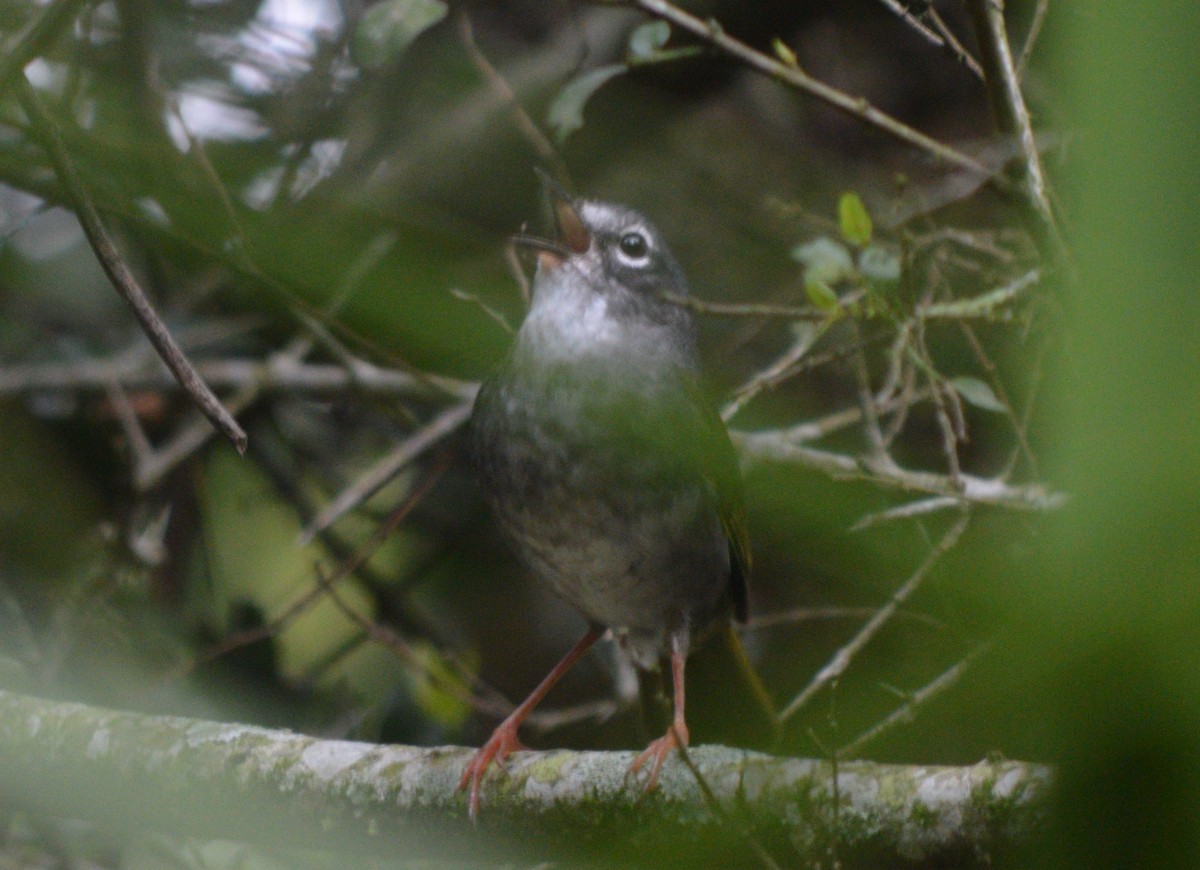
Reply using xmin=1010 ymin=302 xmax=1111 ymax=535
xmin=617 ymin=231 xmax=650 ymax=262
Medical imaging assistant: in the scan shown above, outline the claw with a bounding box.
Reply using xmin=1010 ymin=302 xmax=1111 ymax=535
xmin=629 ymin=720 xmax=689 ymax=791
xmin=459 ymin=722 xmax=528 ymax=821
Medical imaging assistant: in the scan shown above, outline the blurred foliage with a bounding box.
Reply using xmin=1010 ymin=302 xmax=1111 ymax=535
xmin=0 ymin=0 xmax=1193 ymax=866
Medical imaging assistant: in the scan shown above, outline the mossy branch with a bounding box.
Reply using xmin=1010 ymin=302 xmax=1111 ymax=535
xmin=0 ymin=689 xmax=1049 ymax=865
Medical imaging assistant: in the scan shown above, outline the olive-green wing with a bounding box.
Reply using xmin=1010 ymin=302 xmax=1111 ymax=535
xmin=681 ymin=375 xmax=751 ymax=623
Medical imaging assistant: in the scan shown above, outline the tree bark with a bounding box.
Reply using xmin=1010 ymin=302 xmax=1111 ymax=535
xmin=0 ymin=690 xmax=1049 ymax=866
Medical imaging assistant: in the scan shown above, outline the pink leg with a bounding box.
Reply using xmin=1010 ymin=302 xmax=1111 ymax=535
xmin=630 ymin=633 xmax=689 ymax=790
xmin=459 ymin=627 xmax=602 ymax=820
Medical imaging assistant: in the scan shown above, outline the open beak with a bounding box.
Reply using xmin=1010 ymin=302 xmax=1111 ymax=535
xmin=512 ymin=170 xmax=590 ymax=269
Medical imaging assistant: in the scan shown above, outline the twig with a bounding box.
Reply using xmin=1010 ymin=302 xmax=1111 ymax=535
xmin=0 ymin=356 xmax=466 ymax=399
xmin=923 ymin=6 xmax=984 ymax=78
xmin=672 ymin=737 xmax=783 ymax=870
xmin=745 ymin=606 xmax=945 ymax=633
xmin=301 ymin=402 xmax=473 ymax=542
xmin=963 ymin=0 xmax=1063 ymax=260
xmin=923 ymin=268 xmax=1039 ymax=319
xmin=721 ymin=320 xmax=829 ymax=421
xmin=849 ymin=496 xmax=961 ymax=532
xmin=663 ymin=292 xmax=825 ymax=321
xmin=457 ymin=10 xmax=571 ymax=186
xmin=735 ymin=431 xmax=1065 ymax=511
xmin=840 ymin=639 xmax=994 ymax=756
xmin=1016 ymin=0 xmax=1051 ymax=77
xmin=604 ymin=0 xmax=992 ymax=179
xmin=873 ymin=0 xmax=984 ymax=78
xmin=0 ymin=0 xmax=91 ymax=100
xmin=164 ymin=453 xmax=450 ymax=684
xmin=779 ymin=511 xmax=971 ymax=723
xmin=15 ymin=78 xmax=248 ymax=454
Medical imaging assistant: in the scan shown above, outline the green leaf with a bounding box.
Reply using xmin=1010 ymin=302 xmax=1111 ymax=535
xmin=951 ymin=376 xmax=1007 ymax=413
xmin=805 ymin=279 xmax=841 ymax=313
xmin=546 ymin=65 xmax=625 ymax=144
xmin=858 ymin=245 xmax=901 ymax=283
xmin=791 ymin=236 xmax=854 ymax=285
xmin=772 ymin=38 xmax=799 ymax=68
xmin=352 ymin=0 xmax=448 ymax=69
xmin=628 ymin=21 xmax=671 ymax=59
xmin=838 ymin=191 xmax=873 ymax=246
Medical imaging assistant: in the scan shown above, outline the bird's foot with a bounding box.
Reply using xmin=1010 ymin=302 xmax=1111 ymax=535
xmin=629 ymin=720 xmax=690 ymax=791
xmin=460 ymin=722 xmax=527 ymax=821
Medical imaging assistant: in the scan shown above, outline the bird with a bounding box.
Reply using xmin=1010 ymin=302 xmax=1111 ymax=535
xmin=460 ymin=176 xmax=762 ymax=819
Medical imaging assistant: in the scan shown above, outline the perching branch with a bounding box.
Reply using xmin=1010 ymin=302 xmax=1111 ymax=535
xmin=0 ymin=689 xmax=1051 ymax=865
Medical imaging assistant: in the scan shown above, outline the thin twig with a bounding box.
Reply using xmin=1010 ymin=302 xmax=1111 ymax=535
xmin=301 ymin=402 xmax=473 ymax=542
xmin=873 ymin=0 xmax=983 ymax=79
xmin=840 ymin=639 xmax=994 ymax=756
xmin=672 ymin=736 xmax=783 ymax=870
xmin=923 ymin=7 xmax=984 ymax=78
xmin=457 ymin=10 xmax=571 ymax=186
xmin=163 ymin=452 xmax=450 ymax=685
xmin=0 ymin=0 xmax=91 ymax=100
xmin=963 ymin=0 xmax=1064 ymax=260
xmin=779 ymin=511 xmax=971 ymax=723
xmin=735 ymin=431 xmax=1064 ymax=511
xmin=15 ymin=78 xmax=248 ymax=454
xmin=604 ymin=0 xmax=993 ymax=179
xmin=1016 ymin=0 xmax=1051 ymax=78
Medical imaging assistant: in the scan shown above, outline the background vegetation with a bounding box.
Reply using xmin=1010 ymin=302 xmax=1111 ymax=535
xmin=0 ymin=0 xmax=1195 ymax=867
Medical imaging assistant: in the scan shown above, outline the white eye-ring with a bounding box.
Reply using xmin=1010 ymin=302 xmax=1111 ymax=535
xmin=616 ymin=230 xmax=651 ymax=265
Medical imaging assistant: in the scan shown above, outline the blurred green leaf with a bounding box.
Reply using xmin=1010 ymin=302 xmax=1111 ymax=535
xmin=858 ymin=244 xmax=901 ymax=283
xmin=805 ymin=279 xmax=841 ymax=313
xmin=547 ymin=65 xmax=625 ymax=144
xmin=352 ymin=0 xmax=448 ymax=69
xmin=772 ymin=37 xmax=799 ymax=68
xmin=408 ymin=642 xmax=474 ymax=729
xmin=792 ymin=236 xmax=854 ymax=285
xmin=838 ymin=191 xmax=873 ymax=246
xmin=950 ymin=376 xmax=1006 ymax=413
xmin=628 ymin=21 xmax=670 ymax=59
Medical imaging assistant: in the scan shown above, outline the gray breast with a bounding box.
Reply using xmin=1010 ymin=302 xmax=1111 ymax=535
xmin=468 ymin=360 xmax=732 ymax=664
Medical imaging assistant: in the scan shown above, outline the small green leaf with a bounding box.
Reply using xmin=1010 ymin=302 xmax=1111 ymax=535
xmin=838 ymin=191 xmax=873 ymax=246
xmin=772 ymin=37 xmax=799 ymax=67
xmin=792 ymin=236 xmax=854 ymax=285
xmin=352 ymin=0 xmax=447 ymax=69
xmin=546 ymin=65 xmax=625 ymax=144
xmin=951 ymin=376 xmax=1007 ymax=413
xmin=805 ymin=279 xmax=841 ymax=313
xmin=858 ymin=245 xmax=901 ymax=283
xmin=628 ymin=21 xmax=671 ymax=59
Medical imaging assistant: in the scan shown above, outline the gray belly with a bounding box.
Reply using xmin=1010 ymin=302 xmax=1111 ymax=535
xmin=469 ymin=375 xmax=731 ymax=663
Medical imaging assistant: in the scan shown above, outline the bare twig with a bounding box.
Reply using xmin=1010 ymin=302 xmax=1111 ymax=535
xmin=164 ymin=452 xmax=450 ymax=684
xmin=457 ymin=10 xmax=571 ymax=186
xmin=873 ymin=0 xmax=983 ymax=78
xmin=301 ymin=402 xmax=473 ymax=542
xmin=15 ymin=78 xmax=248 ymax=454
xmin=603 ymin=0 xmax=993 ymax=179
xmin=0 ymin=0 xmax=90 ymax=99
xmin=779 ymin=511 xmax=971 ymax=723
xmin=963 ymin=0 xmax=1063 ymax=260
xmin=1016 ymin=0 xmax=1051 ymax=77
xmin=924 ymin=6 xmax=984 ymax=78
xmin=840 ymin=639 xmax=994 ymax=756
xmin=735 ymin=431 xmax=1064 ymax=511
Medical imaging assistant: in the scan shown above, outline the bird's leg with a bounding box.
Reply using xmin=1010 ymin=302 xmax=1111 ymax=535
xmin=630 ymin=630 xmax=690 ymax=790
xmin=460 ymin=627 xmax=602 ymax=819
